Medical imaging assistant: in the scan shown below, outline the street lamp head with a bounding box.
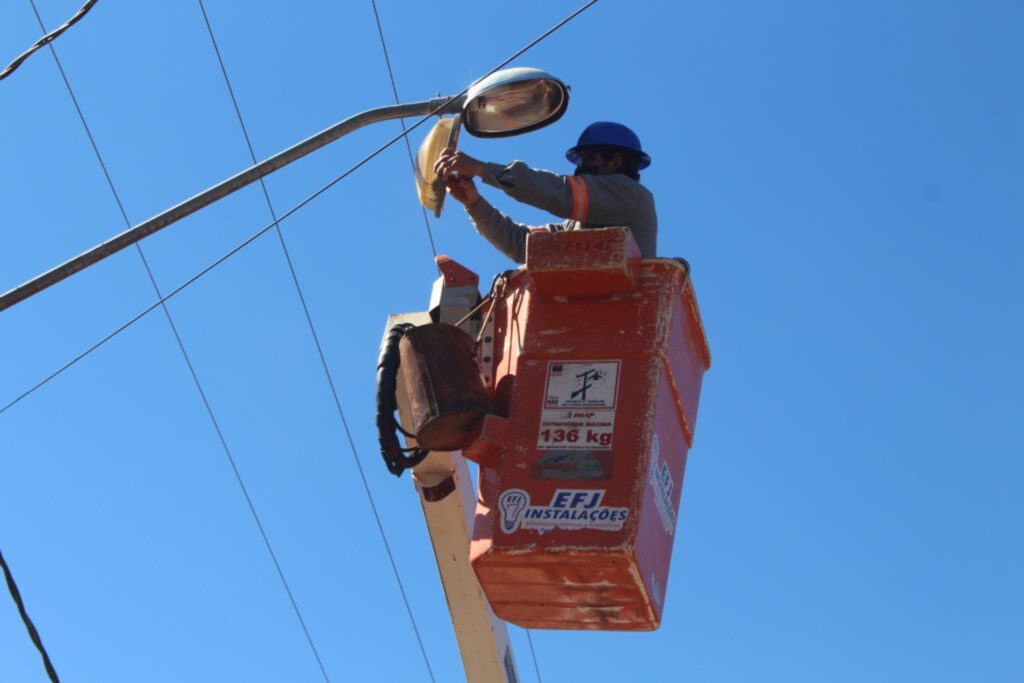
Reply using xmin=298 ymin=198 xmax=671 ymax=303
xmin=462 ymin=67 xmax=569 ymax=138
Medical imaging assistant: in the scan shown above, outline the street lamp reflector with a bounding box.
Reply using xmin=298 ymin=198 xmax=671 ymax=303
xmin=462 ymin=68 xmax=569 ymax=138
xmin=415 ymin=117 xmax=456 ymax=214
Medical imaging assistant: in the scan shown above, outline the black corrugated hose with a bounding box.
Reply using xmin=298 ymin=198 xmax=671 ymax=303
xmin=376 ymin=323 xmax=429 ymax=476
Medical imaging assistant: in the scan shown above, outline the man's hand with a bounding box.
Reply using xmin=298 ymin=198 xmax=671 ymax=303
xmin=434 ymin=148 xmax=484 ymax=182
xmin=435 ymin=147 xmax=484 ymax=208
xmin=444 ymin=175 xmax=480 ymax=208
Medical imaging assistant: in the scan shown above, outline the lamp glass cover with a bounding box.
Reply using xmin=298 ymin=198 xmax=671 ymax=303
xmin=463 ymin=78 xmax=566 ymax=137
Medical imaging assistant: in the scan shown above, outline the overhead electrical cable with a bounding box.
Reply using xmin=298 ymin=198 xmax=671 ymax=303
xmin=1 ymin=0 xmax=600 ymax=420
xmin=0 ymin=136 xmax=385 ymax=416
xmin=195 ymin=1 xmax=434 ymax=679
xmin=368 ymin=0 xmax=440 ymax=263
xmin=1 ymin=547 xmax=60 ymax=682
xmin=1 ymin=0 xmax=98 ymax=81
xmin=25 ymin=2 xmax=331 ymax=680
xmin=526 ymin=630 xmax=543 ymax=682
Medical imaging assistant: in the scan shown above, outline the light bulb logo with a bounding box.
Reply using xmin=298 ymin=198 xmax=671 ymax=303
xmin=498 ymin=489 xmax=529 ymax=533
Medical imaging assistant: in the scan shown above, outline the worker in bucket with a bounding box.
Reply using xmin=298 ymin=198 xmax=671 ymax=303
xmin=434 ymin=122 xmax=656 ymax=263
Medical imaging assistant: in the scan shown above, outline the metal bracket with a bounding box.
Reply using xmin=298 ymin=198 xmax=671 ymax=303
xmin=478 ymin=315 xmax=496 ymax=388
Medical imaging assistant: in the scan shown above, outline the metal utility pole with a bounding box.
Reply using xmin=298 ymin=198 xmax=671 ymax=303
xmin=0 ymin=96 xmax=458 ymax=313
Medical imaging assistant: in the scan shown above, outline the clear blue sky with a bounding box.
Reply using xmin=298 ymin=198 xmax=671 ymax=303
xmin=2 ymin=1 xmax=1021 ymax=681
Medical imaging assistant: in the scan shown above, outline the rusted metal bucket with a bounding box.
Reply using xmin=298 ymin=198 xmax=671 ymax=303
xmin=399 ymin=323 xmax=494 ymax=451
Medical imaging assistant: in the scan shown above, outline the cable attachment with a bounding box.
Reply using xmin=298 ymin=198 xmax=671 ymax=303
xmin=454 ymin=270 xmax=513 ymax=332
xmin=476 ymin=272 xmax=511 ymax=345
xmin=376 ymin=323 xmax=429 ymax=476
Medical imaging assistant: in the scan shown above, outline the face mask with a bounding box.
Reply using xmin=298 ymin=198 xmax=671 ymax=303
xmin=574 ymin=164 xmax=602 ymax=176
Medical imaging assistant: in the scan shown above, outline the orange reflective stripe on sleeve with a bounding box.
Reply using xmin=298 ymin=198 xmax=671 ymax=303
xmin=576 ymin=176 xmax=590 ymax=223
xmin=567 ymin=175 xmax=581 ymax=221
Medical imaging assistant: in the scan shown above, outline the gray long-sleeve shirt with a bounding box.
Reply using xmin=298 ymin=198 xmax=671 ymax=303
xmin=465 ymin=161 xmax=657 ymax=263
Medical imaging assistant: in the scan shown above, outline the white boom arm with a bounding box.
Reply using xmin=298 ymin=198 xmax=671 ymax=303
xmin=386 ymin=312 xmax=520 ymax=683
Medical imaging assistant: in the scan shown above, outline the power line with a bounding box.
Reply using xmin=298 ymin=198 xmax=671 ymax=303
xmin=525 ymin=629 xmax=543 ymax=682
xmin=1 ymin=547 xmax=60 ymax=682
xmin=1 ymin=133 xmax=375 ymax=416
xmin=195 ymin=1 xmax=436 ymax=680
xmin=1 ymin=0 xmax=98 ymax=81
xmin=26 ymin=2 xmax=331 ymax=680
xmin=1 ymin=0 xmax=600 ymax=422
xmin=368 ymin=0 xmax=439 ymax=263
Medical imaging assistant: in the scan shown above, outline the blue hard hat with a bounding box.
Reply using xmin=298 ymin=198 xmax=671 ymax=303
xmin=565 ymin=121 xmax=651 ymax=170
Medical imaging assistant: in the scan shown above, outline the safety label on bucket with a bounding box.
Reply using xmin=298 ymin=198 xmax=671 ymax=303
xmin=530 ymin=450 xmax=615 ymax=480
xmin=543 ymin=361 xmax=620 ymax=409
xmin=537 ymin=409 xmax=614 ymax=450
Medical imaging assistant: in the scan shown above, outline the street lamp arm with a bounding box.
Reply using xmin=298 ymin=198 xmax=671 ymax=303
xmin=0 ymin=95 xmax=461 ymax=313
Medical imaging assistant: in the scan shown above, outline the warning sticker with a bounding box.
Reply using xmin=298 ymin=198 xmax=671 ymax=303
xmin=537 ymin=409 xmax=614 ymax=450
xmin=544 ymin=361 xmax=620 ymax=409
xmin=530 ymin=450 xmax=615 ymax=480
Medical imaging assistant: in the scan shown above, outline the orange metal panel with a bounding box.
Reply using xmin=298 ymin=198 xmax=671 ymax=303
xmin=526 ymin=227 xmax=640 ymax=297
xmin=436 ymin=254 xmax=480 ymax=288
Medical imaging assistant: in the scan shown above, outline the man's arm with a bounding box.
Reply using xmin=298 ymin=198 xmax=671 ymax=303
xmin=465 ymin=198 xmax=532 ymax=264
xmin=439 ymin=164 xmax=542 ymax=264
xmin=435 ymin=148 xmax=656 ymax=259
xmin=436 ymin=149 xmax=583 ymax=220
xmin=438 ymin=150 xmax=649 ymax=228
xmin=479 ymin=161 xmax=578 ymax=220
xmin=483 ymin=162 xmax=657 ymax=255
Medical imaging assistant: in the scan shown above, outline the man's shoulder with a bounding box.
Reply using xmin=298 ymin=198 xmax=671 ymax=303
xmin=579 ymin=173 xmax=654 ymax=201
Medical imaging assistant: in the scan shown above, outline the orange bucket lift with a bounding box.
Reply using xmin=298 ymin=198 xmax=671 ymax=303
xmin=381 ymin=226 xmax=710 ymax=637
